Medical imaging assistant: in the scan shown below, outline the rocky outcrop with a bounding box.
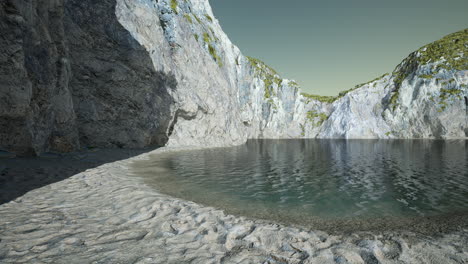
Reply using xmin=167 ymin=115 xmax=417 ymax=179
xmin=309 ymin=29 xmax=468 ymax=139
xmin=0 ymin=0 xmax=467 ymax=156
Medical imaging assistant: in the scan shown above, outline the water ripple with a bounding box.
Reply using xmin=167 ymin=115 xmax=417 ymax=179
xmin=132 ymin=139 xmax=468 ymax=226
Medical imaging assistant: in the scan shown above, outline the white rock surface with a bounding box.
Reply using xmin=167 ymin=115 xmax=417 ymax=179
xmin=115 ymin=0 xmax=467 ymax=146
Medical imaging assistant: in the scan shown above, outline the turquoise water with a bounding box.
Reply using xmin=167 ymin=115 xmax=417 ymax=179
xmin=131 ymin=140 xmax=468 ymax=231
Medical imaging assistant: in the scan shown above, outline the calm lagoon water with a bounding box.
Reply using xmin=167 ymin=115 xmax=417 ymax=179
xmin=131 ymin=140 xmax=468 ymax=232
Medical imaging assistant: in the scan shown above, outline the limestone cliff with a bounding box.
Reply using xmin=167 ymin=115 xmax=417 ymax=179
xmin=0 ymin=0 xmax=467 ymax=156
xmin=303 ymin=29 xmax=468 ymax=139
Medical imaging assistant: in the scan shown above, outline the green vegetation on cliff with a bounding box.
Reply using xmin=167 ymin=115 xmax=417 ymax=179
xmin=437 ymin=88 xmax=463 ymax=112
xmin=390 ymin=29 xmax=467 ymax=110
xmin=303 ymin=27 xmax=466 ymax=111
xmin=194 ymin=27 xmax=222 ymax=67
xmin=416 ymin=29 xmax=467 ymax=71
xmin=306 ymin=110 xmax=329 ymax=127
xmin=301 ymin=93 xmax=337 ymax=103
xmin=208 ymin=44 xmax=223 ymax=67
xmin=170 ymin=0 xmax=178 ymax=14
xmin=193 ymin=14 xmax=202 ymax=24
xmin=419 ymin=74 xmax=434 ymax=79
xmin=203 ymin=32 xmax=211 ymax=43
xmin=183 ymin=14 xmax=193 ymax=24
xmin=247 ymin=56 xmax=282 ymax=100
xmin=204 ymin=14 xmax=213 ymax=22
xmin=301 ymin=73 xmax=389 ymax=104
xmin=351 ymin=73 xmax=390 ymax=91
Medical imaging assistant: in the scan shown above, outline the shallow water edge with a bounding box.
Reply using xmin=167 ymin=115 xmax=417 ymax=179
xmin=0 ymin=145 xmax=467 ymax=263
xmin=131 ymin=139 xmax=468 ymax=235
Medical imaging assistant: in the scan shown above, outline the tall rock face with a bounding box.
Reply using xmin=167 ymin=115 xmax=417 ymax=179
xmin=114 ymin=0 xmax=307 ymax=147
xmin=0 ymin=0 xmax=78 ymax=155
xmin=0 ymin=0 xmax=466 ymax=156
xmin=0 ymin=0 xmax=175 ymax=156
xmin=64 ymin=0 xmax=174 ymax=149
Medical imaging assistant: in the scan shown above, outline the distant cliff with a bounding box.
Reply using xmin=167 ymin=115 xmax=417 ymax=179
xmin=302 ymin=29 xmax=468 ymax=139
xmin=0 ymin=0 xmax=466 ymax=156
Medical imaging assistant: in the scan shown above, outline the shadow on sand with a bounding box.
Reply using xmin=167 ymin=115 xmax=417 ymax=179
xmin=0 ymin=148 xmax=156 ymax=205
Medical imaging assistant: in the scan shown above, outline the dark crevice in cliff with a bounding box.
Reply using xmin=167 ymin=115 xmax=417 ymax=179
xmin=167 ymin=106 xmax=209 ymax=137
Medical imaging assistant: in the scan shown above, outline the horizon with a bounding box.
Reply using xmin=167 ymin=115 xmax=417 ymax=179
xmin=210 ymin=0 xmax=468 ymax=96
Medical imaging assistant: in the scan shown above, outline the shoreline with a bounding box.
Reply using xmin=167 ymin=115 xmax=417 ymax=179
xmin=1 ymin=147 xmax=467 ymax=263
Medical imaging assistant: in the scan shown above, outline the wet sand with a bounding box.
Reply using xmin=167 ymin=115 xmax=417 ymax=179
xmin=1 ymin=147 xmax=467 ymax=263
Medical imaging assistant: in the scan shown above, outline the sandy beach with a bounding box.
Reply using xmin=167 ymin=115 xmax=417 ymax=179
xmin=1 ymin=147 xmax=467 ymax=263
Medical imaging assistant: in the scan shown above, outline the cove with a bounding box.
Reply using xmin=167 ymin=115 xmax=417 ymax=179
xmin=131 ymin=139 xmax=468 ymax=233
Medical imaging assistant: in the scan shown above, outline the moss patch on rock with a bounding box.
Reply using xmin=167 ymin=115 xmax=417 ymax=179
xmin=390 ymin=29 xmax=467 ymax=110
xmin=198 ymin=30 xmax=223 ymax=67
xmin=204 ymin=14 xmax=213 ymax=22
xmin=208 ymin=44 xmax=223 ymax=67
xmin=417 ymin=29 xmax=467 ymax=71
xmin=306 ymin=110 xmax=329 ymax=127
xmin=183 ymin=14 xmax=193 ymax=24
xmin=193 ymin=14 xmax=202 ymax=24
xmin=170 ymin=0 xmax=178 ymax=14
xmin=419 ymin=74 xmax=434 ymax=79
xmin=301 ymin=93 xmax=337 ymax=104
xmin=247 ymin=56 xmax=282 ymax=100
xmin=301 ymin=73 xmax=389 ymax=104
xmin=203 ymin=32 xmax=211 ymax=43
xmin=351 ymin=73 xmax=390 ymax=91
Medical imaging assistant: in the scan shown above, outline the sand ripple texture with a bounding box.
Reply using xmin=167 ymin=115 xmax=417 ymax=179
xmin=1 ymin=147 xmax=467 ymax=264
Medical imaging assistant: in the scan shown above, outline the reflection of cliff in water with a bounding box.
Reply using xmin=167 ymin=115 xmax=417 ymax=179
xmin=465 ymin=96 xmax=468 ymax=136
xmin=132 ymin=139 xmax=468 ymax=224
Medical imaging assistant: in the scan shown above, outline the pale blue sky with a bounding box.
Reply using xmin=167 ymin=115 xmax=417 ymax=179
xmin=211 ymin=0 xmax=468 ymax=95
